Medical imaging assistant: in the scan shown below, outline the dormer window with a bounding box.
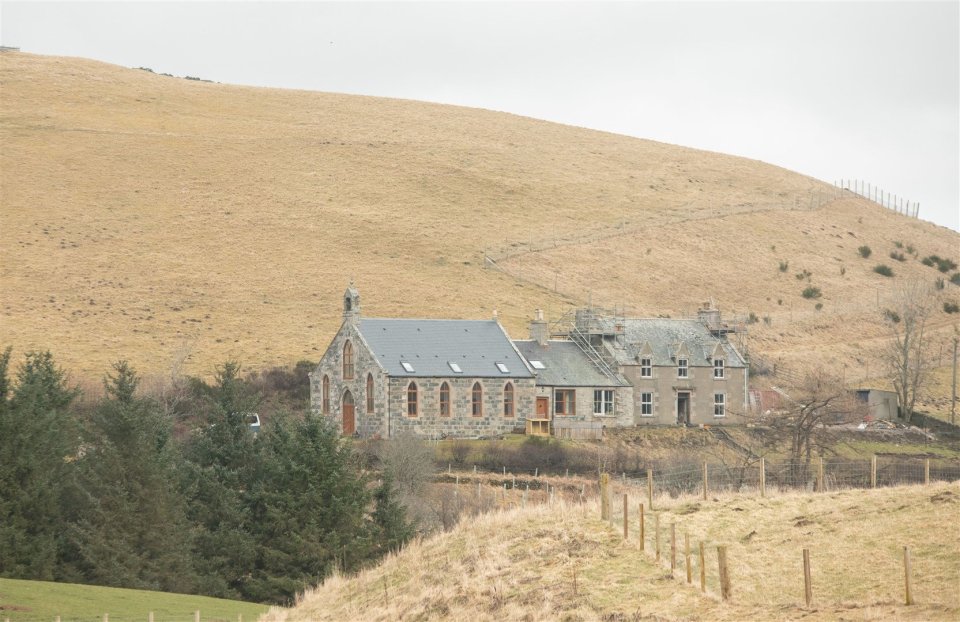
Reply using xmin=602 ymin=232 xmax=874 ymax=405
xmin=677 ymin=358 xmax=688 ymax=378
xmin=640 ymin=357 xmax=652 ymax=378
xmin=714 ymin=359 xmax=725 ymax=379
xmin=401 ymin=361 xmax=415 ymax=373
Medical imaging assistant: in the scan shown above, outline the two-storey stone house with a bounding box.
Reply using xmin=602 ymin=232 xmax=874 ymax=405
xmin=572 ymin=306 xmax=749 ymax=425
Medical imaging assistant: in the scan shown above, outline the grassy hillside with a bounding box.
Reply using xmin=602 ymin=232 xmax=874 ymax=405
xmin=1 ymin=52 xmax=958 ymax=407
xmin=261 ymin=483 xmax=960 ymax=621
xmin=0 ymin=577 xmax=269 ymax=621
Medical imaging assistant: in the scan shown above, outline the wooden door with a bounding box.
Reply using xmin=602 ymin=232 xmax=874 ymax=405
xmin=536 ymin=396 xmax=549 ymax=418
xmin=342 ymin=391 xmax=355 ymax=435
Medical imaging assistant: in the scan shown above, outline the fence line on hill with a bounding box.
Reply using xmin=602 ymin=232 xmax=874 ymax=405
xmin=836 ymin=179 xmax=920 ymax=219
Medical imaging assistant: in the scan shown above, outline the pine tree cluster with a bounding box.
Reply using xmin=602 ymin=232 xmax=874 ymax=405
xmin=0 ymin=348 xmax=413 ymax=604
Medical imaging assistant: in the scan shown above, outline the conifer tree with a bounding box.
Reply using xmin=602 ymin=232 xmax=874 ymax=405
xmin=66 ymin=361 xmax=197 ymax=592
xmin=0 ymin=350 xmax=79 ymax=579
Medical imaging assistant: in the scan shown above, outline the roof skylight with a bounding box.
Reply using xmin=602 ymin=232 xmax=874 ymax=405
xmin=496 ymin=362 xmax=510 ymax=374
xmin=530 ymin=360 xmax=546 ymax=370
xmin=448 ymin=362 xmax=463 ymax=373
xmin=401 ymin=361 xmax=415 ymax=373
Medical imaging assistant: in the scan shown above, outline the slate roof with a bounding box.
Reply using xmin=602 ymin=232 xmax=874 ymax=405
xmin=514 ymin=340 xmax=623 ymax=387
xmin=358 ymin=318 xmax=533 ymax=378
xmin=598 ymin=318 xmax=747 ymax=367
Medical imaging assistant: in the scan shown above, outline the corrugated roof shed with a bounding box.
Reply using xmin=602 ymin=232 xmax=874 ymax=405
xmin=358 ymin=318 xmax=533 ymax=378
xmin=514 ymin=340 xmax=623 ymax=387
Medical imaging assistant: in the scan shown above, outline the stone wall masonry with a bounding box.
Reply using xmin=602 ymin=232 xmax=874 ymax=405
xmin=389 ymin=376 xmax=535 ymax=438
xmin=622 ymin=364 xmax=747 ymax=426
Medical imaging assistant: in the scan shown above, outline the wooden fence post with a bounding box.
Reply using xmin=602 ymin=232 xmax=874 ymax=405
xmin=639 ymin=503 xmax=645 ymax=551
xmin=702 ymin=462 xmax=709 ymax=500
xmin=759 ymin=457 xmax=766 ymax=497
xmin=698 ymin=541 xmax=706 ymax=592
xmin=803 ymin=548 xmax=812 ymax=607
xmin=600 ymin=473 xmax=610 ymax=520
xmin=817 ymin=457 xmax=824 ymax=492
xmin=904 ymin=546 xmax=914 ymax=605
xmin=717 ymin=546 xmax=731 ymax=601
xmin=685 ymin=532 xmax=692 ymax=583
xmin=195 ymin=610 xmax=200 ymax=622
xmin=670 ymin=523 xmax=677 ymax=573
xmin=647 ymin=468 xmax=654 ymax=509
xmin=623 ymin=494 xmax=629 ymax=539
xmin=103 ymin=615 xmax=108 ymax=622
xmin=924 ymin=459 xmax=930 ymax=485
xmin=871 ymin=455 xmax=877 ymax=488
xmin=149 ymin=613 xmax=154 ymax=622
xmin=655 ymin=514 xmax=661 ymax=561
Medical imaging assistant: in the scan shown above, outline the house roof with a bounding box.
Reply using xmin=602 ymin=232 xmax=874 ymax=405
xmin=599 ymin=318 xmax=747 ymax=367
xmin=358 ymin=318 xmax=533 ymax=378
xmin=514 ymin=340 xmax=624 ymax=387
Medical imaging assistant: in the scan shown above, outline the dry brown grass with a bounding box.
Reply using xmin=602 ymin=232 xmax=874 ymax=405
xmin=260 ymin=482 xmax=960 ymax=621
xmin=1 ymin=52 xmax=958 ymax=396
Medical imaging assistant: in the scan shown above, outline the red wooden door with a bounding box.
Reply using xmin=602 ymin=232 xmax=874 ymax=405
xmin=536 ymin=397 xmax=549 ymax=418
xmin=342 ymin=391 xmax=355 ymax=435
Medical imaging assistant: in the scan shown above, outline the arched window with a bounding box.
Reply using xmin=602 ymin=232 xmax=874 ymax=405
xmin=472 ymin=382 xmax=483 ymax=417
xmin=366 ymin=373 xmax=374 ymax=413
xmin=439 ymin=382 xmax=451 ymax=417
xmin=407 ymin=381 xmax=418 ymax=417
xmin=342 ymin=341 xmax=354 ymax=379
xmin=503 ymin=382 xmax=514 ymax=418
xmin=322 ymin=375 xmax=330 ymax=414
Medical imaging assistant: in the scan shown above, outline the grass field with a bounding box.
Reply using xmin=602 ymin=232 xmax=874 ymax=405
xmin=0 ymin=578 xmax=271 ymax=621
xmin=1 ymin=52 xmax=958 ymax=408
xmin=261 ymin=482 xmax=960 ymax=621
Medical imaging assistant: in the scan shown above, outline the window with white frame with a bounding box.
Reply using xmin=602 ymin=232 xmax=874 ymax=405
xmin=714 ymin=393 xmax=725 ymax=417
xmin=593 ymin=389 xmax=614 ymax=415
xmin=640 ymin=392 xmax=653 ymax=416
xmin=640 ymin=357 xmax=652 ymax=378
xmin=677 ymin=358 xmax=688 ymax=378
xmin=714 ymin=359 xmax=725 ymax=379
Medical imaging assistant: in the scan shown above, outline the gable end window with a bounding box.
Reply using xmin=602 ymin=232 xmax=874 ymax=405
xmin=640 ymin=357 xmax=652 ymax=378
xmin=471 ymin=382 xmax=483 ymax=417
xmin=640 ymin=392 xmax=653 ymax=416
xmin=593 ymin=389 xmax=614 ymax=415
xmin=439 ymin=382 xmax=451 ymax=417
xmin=322 ymin=375 xmax=330 ymax=414
xmin=714 ymin=393 xmax=725 ymax=417
xmin=407 ymin=382 xmax=418 ymax=417
xmin=503 ymin=382 xmax=514 ymax=417
xmin=366 ymin=373 xmax=374 ymax=413
xmin=343 ymin=341 xmax=354 ymax=379
xmin=714 ymin=359 xmax=725 ymax=379
xmin=677 ymin=358 xmax=688 ymax=379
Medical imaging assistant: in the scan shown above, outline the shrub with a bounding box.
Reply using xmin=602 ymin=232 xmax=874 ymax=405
xmin=762 ymin=315 xmax=772 ymax=326
xmin=840 ymin=265 xmax=846 ymax=276
xmin=889 ymin=251 xmax=906 ymax=262
xmin=873 ymin=264 xmax=894 ymax=277
xmin=858 ymin=245 xmax=872 ymax=258
xmin=945 ymin=302 xmax=960 ymax=314
xmin=795 ymin=269 xmax=812 ymax=281
xmin=921 ymin=255 xmax=956 ymax=272
xmin=922 ymin=255 xmax=936 ymax=267
xmin=802 ymin=286 xmax=822 ymax=299
xmin=883 ymin=309 xmax=901 ymax=323
xmin=814 ymin=303 xmax=823 ymax=311
xmin=906 ymin=244 xmax=916 ymax=256
xmin=893 ymin=240 xmax=903 ymax=249
xmin=935 ymin=277 xmax=945 ymax=290
xmin=951 ymin=273 xmax=960 ymax=286
xmin=747 ymin=312 xmax=759 ymax=324
xmin=779 ymin=260 xmax=789 ymax=272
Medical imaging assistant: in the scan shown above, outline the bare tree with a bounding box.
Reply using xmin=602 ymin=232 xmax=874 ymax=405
xmin=769 ymin=373 xmax=864 ymax=482
xmin=884 ymin=280 xmax=934 ymax=423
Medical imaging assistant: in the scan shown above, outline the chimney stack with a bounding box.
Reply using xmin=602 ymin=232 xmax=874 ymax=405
xmin=530 ymin=309 xmax=548 ymax=346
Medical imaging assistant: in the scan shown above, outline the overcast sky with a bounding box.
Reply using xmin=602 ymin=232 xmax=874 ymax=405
xmin=3 ymin=1 xmax=958 ymax=231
